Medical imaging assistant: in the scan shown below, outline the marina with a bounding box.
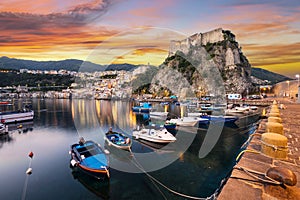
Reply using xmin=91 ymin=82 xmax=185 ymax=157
xmin=0 ymin=98 xmax=262 ymax=199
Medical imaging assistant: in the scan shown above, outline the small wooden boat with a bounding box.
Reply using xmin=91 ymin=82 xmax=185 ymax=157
xmin=132 ymin=125 xmax=176 ymax=144
xmin=104 ymin=131 xmax=132 ymax=151
xmin=70 ymin=139 xmax=110 ymax=179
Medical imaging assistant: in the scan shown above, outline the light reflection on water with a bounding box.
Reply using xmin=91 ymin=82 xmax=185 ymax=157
xmin=0 ymin=99 xmax=260 ymax=200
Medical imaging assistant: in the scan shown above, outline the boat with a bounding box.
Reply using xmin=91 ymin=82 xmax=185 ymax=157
xmin=70 ymin=138 xmax=110 ymax=179
xmin=200 ymin=115 xmax=238 ymax=123
xmin=132 ymin=125 xmax=176 ymax=144
xmin=0 ymin=106 xmax=34 ymax=124
xmin=132 ymin=102 xmax=152 ymax=113
xmin=164 ymin=121 xmax=176 ymax=129
xmin=104 ymin=130 xmax=132 ymax=151
xmin=149 ymin=111 xmax=168 ymax=118
xmin=168 ymin=117 xmax=209 ymax=127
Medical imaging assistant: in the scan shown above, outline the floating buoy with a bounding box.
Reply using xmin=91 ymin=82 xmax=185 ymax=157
xmin=26 ymin=168 xmax=32 ymax=175
xmin=28 ymin=151 xmax=34 ymax=158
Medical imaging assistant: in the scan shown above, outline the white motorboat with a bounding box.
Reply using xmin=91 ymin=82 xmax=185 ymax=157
xmin=132 ymin=125 xmax=176 ymax=143
xmin=168 ymin=117 xmax=209 ymax=127
xmin=149 ymin=111 xmax=168 ymax=118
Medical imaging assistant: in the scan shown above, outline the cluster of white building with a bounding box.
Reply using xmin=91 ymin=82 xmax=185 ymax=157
xmin=1 ymin=66 xmax=151 ymax=100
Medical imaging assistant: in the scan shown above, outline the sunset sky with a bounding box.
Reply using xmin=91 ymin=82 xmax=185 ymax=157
xmin=0 ymin=0 xmax=299 ymax=77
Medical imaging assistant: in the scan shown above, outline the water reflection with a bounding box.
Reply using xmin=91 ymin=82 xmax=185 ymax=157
xmin=71 ymin=168 xmax=110 ymax=199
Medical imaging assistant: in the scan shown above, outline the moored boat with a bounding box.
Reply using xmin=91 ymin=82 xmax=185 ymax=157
xmin=0 ymin=123 xmax=7 ymax=135
xmin=132 ymin=102 xmax=152 ymax=113
xmin=200 ymin=115 xmax=238 ymax=123
xmin=132 ymin=125 xmax=176 ymax=144
xmin=168 ymin=117 xmax=209 ymax=127
xmin=0 ymin=106 xmax=34 ymax=124
xmin=70 ymin=138 xmax=110 ymax=179
xmin=104 ymin=130 xmax=132 ymax=151
xmin=149 ymin=111 xmax=168 ymax=118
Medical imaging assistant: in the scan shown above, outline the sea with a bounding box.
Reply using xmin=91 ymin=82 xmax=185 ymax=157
xmin=0 ymin=99 xmax=261 ymax=200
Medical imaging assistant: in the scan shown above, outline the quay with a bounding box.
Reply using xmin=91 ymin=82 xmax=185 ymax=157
xmin=218 ymin=99 xmax=300 ymax=200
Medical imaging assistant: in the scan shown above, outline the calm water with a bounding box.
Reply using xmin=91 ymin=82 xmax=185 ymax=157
xmin=0 ymin=99 xmax=259 ymax=200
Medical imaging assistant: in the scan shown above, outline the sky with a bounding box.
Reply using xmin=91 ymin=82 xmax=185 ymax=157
xmin=0 ymin=0 xmax=299 ymax=77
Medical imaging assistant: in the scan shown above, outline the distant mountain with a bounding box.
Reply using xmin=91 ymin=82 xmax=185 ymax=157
xmin=0 ymin=56 xmax=138 ymax=72
xmin=251 ymin=67 xmax=291 ymax=84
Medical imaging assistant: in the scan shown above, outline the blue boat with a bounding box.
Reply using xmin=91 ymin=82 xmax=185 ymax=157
xmin=70 ymin=139 xmax=110 ymax=179
xmin=104 ymin=131 xmax=132 ymax=151
xmin=132 ymin=102 xmax=152 ymax=113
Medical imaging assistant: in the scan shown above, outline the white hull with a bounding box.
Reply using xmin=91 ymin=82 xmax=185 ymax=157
xmin=0 ymin=111 xmax=34 ymax=123
xmin=133 ymin=128 xmax=176 ymax=143
xmin=150 ymin=112 xmax=168 ymax=117
xmin=168 ymin=117 xmax=206 ymax=127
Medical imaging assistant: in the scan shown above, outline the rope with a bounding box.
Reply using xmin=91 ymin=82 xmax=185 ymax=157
xmin=21 ymin=158 xmax=33 ymax=200
xmin=260 ymin=140 xmax=288 ymax=152
xmin=235 ymin=149 xmax=260 ymax=162
xmin=233 ymin=165 xmax=282 ymax=185
xmin=128 ymin=149 xmax=210 ymax=200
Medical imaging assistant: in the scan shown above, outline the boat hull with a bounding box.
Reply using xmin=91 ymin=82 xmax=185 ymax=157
xmin=132 ymin=128 xmax=176 ymax=144
xmin=0 ymin=110 xmax=34 ymax=123
xmin=104 ymin=133 xmax=132 ymax=151
xmin=70 ymin=141 xmax=109 ymax=179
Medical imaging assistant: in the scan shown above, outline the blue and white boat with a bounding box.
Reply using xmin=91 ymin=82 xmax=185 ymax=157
xmin=70 ymin=139 xmax=110 ymax=179
xmin=132 ymin=102 xmax=152 ymax=113
xmin=104 ymin=131 xmax=132 ymax=151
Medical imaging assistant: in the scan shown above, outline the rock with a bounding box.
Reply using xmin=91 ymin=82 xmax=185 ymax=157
xmin=266 ymin=167 xmax=297 ymax=186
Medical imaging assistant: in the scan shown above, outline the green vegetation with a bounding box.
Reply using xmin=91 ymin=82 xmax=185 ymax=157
xmin=0 ymin=72 xmax=74 ymax=91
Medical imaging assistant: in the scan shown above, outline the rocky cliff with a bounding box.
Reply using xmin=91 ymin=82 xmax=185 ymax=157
xmin=150 ymin=28 xmax=254 ymax=99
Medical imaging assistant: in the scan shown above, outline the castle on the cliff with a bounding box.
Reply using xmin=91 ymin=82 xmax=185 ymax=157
xmin=169 ymin=28 xmax=235 ymax=56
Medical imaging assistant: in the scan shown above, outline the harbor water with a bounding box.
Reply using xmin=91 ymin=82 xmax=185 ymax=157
xmin=0 ymin=99 xmax=260 ymax=200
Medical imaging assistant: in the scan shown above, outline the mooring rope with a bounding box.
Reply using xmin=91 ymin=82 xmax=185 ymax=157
xmin=21 ymin=158 xmax=33 ymax=200
xmin=128 ymin=148 xmax=210 ymax=200
xmin=232 ymin=165 xmax=282 ymax=185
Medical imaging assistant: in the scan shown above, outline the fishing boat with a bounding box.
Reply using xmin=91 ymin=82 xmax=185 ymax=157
xmin=132 ymin=102 xmax=152 ymax=113
xmin=104 ymin=131 xmax=132 ymax=151
xmin=0 ymin=106 xmax=34 ymax=124
xmin=168 ymin=117 xmax=209 ymax=127
xmin=70 ymin=138 xmax=110 ymax=179
xmin=132 ymin=124 xmax=176 ymax=144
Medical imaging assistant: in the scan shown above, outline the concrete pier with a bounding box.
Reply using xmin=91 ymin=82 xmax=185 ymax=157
xmin=218 ymin=101 xmax=300 ymax=200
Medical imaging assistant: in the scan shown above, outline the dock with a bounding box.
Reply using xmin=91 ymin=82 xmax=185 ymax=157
xmin=218 ymin=100 xmax=300 ymax=199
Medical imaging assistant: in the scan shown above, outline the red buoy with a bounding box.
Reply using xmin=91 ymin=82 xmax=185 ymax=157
xmin=28 ymin=151 xmax=34 ymax=158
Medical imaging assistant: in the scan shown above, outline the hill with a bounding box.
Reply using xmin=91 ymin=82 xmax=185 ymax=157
xmin=0 ymin=56 xmax=138 ymax=72
xmin=251 ymin=68 xmax=291 ymax=84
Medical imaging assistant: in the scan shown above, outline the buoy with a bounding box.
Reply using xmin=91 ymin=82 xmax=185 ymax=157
xmin=26 ymin=168 xmax=32 ymax=175
xmin=261 ymin=132 xmax=288 ymax=159
xmin=28 ymin=151 xmax=34 ymax=158
xmin=18 ymin=124 xmax=23 ymax=129
xmin=70 ymin=159 xmax=77 ymax=167
xmin=266 ymin=167 xmax=297 ymax=186
xmin=266 ymin=122 xmax=284 ymax=135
